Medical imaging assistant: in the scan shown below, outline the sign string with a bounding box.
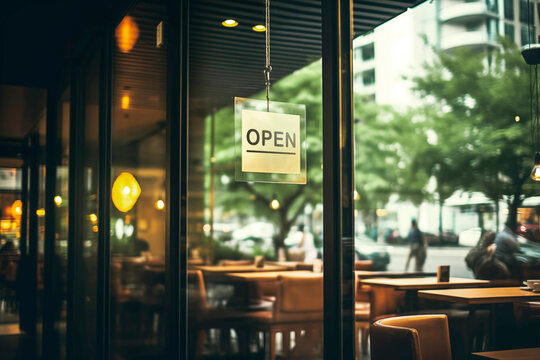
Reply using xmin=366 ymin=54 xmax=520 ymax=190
xmin=264 ymin=0 xmax=272 ymax=112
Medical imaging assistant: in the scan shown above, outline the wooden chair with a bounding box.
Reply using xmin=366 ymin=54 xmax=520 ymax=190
xmin=251 ymin=274 xmax=323 ymax=360
xmin=354 ymin=273 xmax=372 ymax=359
xmin=370 ymin=314 xmax=452 ymax=360
xmin=187 ymin=270 xmax=264 ymax=358
xmin=217 ymin=259 xmax=252 ymax=266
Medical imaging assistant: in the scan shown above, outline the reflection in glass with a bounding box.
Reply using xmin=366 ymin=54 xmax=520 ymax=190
xmin=110 ymin=2 xmax=167 ymax=359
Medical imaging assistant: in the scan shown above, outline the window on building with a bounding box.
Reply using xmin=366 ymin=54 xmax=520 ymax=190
xmin=361 ymin=43 xmax=375 ymax=61
xmin=485 ymin=0 xmax=498 ymax=13
xmin=505 ymin=0 xmax=514 ymax=20
xmin=519 ymin=0 xmax=533 ymax=23
xmin=362 ymin=69 xmax=375 ymax=86
xmin=521 ymin=25 xmax=536 ymax=46
xmin=487 ymin=19 xmax=499 ymax=40
xmin=505 ymin=23 xmax=515 ymax=42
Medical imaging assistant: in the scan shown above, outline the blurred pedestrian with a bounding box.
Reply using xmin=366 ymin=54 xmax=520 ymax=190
xmin=405 ymin=219 xmax=426 ymax=272
xmin=494 ymin=226 xmax=522 ymax=278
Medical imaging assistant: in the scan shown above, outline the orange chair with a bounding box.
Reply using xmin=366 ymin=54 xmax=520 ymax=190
xmin=370 ymin=314 xmax=452 ymax=360
xmin=252 ymin=274 xmax=323 ymax=360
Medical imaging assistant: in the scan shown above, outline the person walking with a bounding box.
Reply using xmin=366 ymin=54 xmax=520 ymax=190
xmin=405 ymin=219 xmax=426 ymax=272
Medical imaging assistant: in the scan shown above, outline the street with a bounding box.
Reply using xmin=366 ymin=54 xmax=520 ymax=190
xmin=385 ymin=244 xmax=475 ymax=278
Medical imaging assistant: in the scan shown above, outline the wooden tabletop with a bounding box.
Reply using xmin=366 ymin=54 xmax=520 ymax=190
xmin=471 ymin=347 xmax=540 ymax=359
xmin=418 ymin=287 xmax=540 ymax=305
xmin=359 ymin=277 xmax=490 ymax=290
xmin=355 ymin=270 xmax=436 ymax=279
xmin=193 ymin=264 xmax=290 ymax=274
xmin=226 ymin=270 xmax=319 ymax=281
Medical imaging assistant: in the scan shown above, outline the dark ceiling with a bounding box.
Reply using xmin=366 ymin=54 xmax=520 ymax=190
xmin=1 ymin=0 xmax=423 ymax=92
xmin=189 ymin=0 xmax=424 ymax=102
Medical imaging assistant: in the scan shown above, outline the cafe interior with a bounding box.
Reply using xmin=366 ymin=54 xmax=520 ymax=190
xmin=1 ymin=0 xmax=540 ymax=359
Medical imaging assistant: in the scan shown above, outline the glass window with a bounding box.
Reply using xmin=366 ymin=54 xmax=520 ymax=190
xmin=362 ymin=43 xmax=375 ymax=61
xmin=521 ymin=25 xmax=535 ymax=45
xmin=505 ymin=23 xmax=516 ymax=42
xmin=353 ymin=1 xmax=539 ymax=358
xmin=505 ymin=0 xmax=515 ymax=20
xmin=520 ymin=0 xmax=533 ymax=23
xmin=78 ymin=48 xmax=100 ymax=360
xmin=362 ymin=69 xmax=375 ymax=86
xmin=110 ymin=2 xmax=167 ymax=359
xmin=53 ymin=86 xmax=70 ymax=360
xmin=188 ymin=0 xmax=323 ymax=358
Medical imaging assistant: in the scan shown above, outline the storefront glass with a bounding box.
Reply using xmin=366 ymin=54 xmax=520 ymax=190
xmin=187 ymin=0 xmax=324 ymax=358
xmin=110 ymin=2 xmax=167 ymax=359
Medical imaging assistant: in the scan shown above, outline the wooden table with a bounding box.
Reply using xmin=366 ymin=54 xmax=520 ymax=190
xmin=193 ymin=264 xmax=290 ymax=275
xmin=418 ymin=287 xmax=540 ymax=304
xmin=355 ymin=270 xmax=436 ymax=279
xmin=226 ymin=270 xmax=318 ymax=281
xmin=471 ymin=347 xmax=540 ymax=359
xmin=418 ymin=288 xmax=540 ymax=350
xmin=359 ymin=277 xmax=490 ymax=312
xmin=359 ymin=277 xmax=490 ymax=290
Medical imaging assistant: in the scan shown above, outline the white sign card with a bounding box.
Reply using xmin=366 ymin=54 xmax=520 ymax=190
xmin=235 ymin=97 xmax=306 ymax=184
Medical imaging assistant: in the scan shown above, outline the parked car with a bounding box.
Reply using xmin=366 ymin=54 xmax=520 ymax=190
xmin=354 ymin=235 xmax=391 ymax=270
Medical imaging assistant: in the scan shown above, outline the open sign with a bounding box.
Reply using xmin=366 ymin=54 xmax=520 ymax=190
xmin=241 ymin=109 xmax=301 ymax=174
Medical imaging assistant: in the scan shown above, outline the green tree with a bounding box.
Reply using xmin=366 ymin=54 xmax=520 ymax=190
xmin=354 ymin=98 xmax=431 ymax=234
xmin=411 ymin=38 xmax=539 ymax=230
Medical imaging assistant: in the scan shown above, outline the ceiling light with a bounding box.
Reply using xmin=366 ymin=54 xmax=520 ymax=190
xmin=252 ymin=24 xmax=266 ymax=32
xmin=222 ymin=19 xmax=238 ymax=27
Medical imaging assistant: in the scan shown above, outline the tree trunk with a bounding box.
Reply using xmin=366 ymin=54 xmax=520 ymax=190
xmin=505 ymin=180 xmax=524 ymax=231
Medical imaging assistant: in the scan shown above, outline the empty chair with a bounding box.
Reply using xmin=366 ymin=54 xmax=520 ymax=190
xmin=370 ymin=314 xmax=452 ymax=360
xmin=252 ymin=273 xmax=323 ymax=360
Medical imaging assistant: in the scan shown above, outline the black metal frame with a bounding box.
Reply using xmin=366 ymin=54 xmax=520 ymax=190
xmin=322 ymin=0 xmax=355 ymax=359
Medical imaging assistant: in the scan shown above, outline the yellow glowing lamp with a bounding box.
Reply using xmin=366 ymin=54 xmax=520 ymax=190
xmin=270 ymin=198 xmax=280 ymax=210
xmin=36 ymin=208 xmax=45 ymax=217
xmin=11 ymin=200 xmax=22 ymax=220
xmin=54 ymin=196 xmax=63 ymax=206
xmin=112 ymin=172 xmax=141 ymax=212
xmin=155 ymin=199 xmax=165 ymax=210
xmin=252 ymin=24 xmax=266 ymax=32
xmin=222 ymin=19 xmax=238 ymax=27
xmin=121 ymin=95 xmax=130 ymax=110
xmin=115 ymin=16 xmax=139 ymax=53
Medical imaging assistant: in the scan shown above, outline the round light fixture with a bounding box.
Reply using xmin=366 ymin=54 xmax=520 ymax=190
xmin=515 ymin=115 xmax=520 ymax=122
xmin=54 ymin=196 xmax=63 ymax=206
xmin=11 ymin=200 xmax=22 ymax=220
xmin=112 ymin=172 xmax=141 ymax=212
xmin=270 ymin=198 xmax=280 ymax=210
xmin=222 ymin=19 xmax=238 ymax=27
xmin=252 ymin=24 xmax=266 ymax=32
xmin=155 ymin=199 xmax=165 ymax=210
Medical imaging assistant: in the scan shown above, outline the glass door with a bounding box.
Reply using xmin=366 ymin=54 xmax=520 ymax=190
xmin=187 ymin=1 xmax=324 ymax=358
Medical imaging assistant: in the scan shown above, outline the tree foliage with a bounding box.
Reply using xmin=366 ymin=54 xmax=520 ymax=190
xmin=411 ymin=38 xmax=539 ymax=229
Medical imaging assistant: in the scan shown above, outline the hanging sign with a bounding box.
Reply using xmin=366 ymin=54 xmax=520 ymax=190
xmin=235 ymin=97 xmax=306 ymax=184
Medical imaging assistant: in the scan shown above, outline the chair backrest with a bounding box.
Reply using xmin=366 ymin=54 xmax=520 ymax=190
xmin=187 ymin=270 xmax=208 ymax=311
xmin=354 ymin=260 xmax=374 ymax=271
xmin=371 ymin=315 xmax=451 ymax=360
xmin=273 ymin=274 xmax=323 ymax=322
